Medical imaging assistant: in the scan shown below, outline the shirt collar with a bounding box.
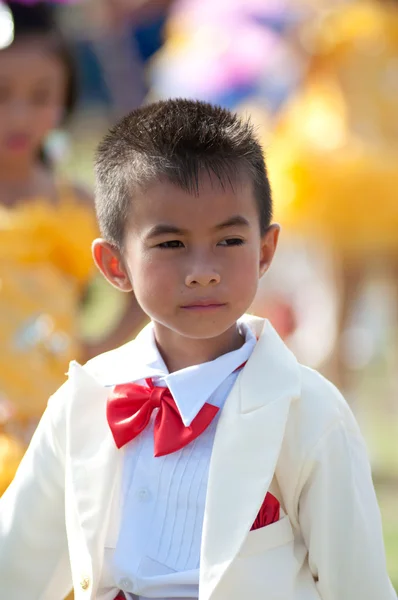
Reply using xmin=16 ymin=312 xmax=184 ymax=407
xmin=113 ymin=320 xmax=257 ymax=427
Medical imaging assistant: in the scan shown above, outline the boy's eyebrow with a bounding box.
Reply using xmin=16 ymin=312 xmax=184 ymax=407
xmin=213 ymin=215 xmax=250 ymax=230
xmin=145 ymin=216 xmax=250 ymax=239
xmin=145 ymin=224 xmax=188 ymax=239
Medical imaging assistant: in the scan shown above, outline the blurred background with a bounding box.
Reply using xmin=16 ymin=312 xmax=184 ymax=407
xmin=0 ymin=0 xmax=397 ymax=589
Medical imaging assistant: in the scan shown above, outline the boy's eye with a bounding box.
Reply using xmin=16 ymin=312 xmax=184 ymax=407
xmin=157 ymin=240 xmax=185 ymax=249
xmin=218 ymin=238 xmax=245 ymax=247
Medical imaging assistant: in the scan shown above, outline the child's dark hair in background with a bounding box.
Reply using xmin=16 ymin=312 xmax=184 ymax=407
xmin=95 ymin=99 xmax=273 ymax=247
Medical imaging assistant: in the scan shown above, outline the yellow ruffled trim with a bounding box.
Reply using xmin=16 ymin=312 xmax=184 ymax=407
xmin=0 ymin=192 xmax=98 ymax=286
xmin=305 ymin=2 xmax=398 ymax=59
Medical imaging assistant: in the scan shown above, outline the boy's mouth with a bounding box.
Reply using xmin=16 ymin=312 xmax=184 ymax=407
xmin=181 ymin=300 xmax=227 ymax=311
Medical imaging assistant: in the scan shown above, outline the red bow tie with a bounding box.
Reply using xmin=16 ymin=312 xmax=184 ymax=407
xmin=107 ymin=378 xmax=219 ymax=457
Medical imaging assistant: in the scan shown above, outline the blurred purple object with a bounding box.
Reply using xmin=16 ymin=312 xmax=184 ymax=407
xmin=150 ymin=0 xmax=306 ymax=110
xmin=6 ymin=0 xmax=78 ymax=4
xmin=169 ymin=0 xmax=302 ymax=32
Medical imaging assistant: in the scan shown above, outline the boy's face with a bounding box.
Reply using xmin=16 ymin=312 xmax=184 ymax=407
xmin=94 ymin=175 xmax=279 ymax=345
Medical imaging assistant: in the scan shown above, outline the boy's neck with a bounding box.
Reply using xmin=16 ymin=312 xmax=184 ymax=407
xmin=153 ymin=322 xmax=245 ymax=373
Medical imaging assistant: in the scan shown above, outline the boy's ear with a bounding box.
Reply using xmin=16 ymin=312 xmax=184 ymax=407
xmin=259 ymin=224 xmax=280 ymax=278
xmin=92 ymin=239 xmax=133 ymax=292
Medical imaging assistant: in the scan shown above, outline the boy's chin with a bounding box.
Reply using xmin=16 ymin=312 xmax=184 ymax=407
xmin=162 ymin=315 xmax=242 ymax=341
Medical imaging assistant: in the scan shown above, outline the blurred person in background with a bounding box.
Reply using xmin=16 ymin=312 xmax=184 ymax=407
xmin=148 ymin=0 xmax=305 ymax=113
xmin=268 ymin=0 xmax=398 ymax=394
xmin=82 ymin=0 xmax=174 ymax=117
xmin=0 ymin=0 xmax=146 ymax=496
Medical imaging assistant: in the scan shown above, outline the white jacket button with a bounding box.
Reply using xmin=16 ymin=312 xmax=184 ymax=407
xmin=136 ymin=488 xmax=151 ymax=502
xmin=80 ymin=576 xmax=90 ymax=591
xmin=119 ymin=576 xmax=134 ymax=592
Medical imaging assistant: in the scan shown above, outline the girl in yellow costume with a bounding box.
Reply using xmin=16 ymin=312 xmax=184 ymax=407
xmin=268 ymin=0 xmax=398 ymax=388
xmin=0 ymin=2 xmax=146 ymax=498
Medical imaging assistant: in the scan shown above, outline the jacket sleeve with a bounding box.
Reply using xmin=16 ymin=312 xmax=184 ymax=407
xmin=297 ymin=415 xmax=396 ymax=600
xmin=0 ymin=383 xmax=72 ymax=600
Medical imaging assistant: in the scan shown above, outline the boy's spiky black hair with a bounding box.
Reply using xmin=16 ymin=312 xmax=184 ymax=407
xmin=95 ymin=99 xmax=272 ymax=246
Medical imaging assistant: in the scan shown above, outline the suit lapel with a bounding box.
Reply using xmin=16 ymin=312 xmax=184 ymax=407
xmin=66 ymin=362 xmax=123 ymax=592
xmin=200 ymin=319 xmax=301 ymax=600
xmin=66 ymin=332 xmax=149 ymax=557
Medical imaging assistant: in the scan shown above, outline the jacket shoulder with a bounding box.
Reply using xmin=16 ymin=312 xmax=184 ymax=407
xmin=47 ymin=338 xmax=141 ymax=418
xmin=297 ymin=365 xmax=359 ymax=434
xmin=278 ymin=365 xmax=362 ymax=488
xmin=83 ymin=338 xmax=140 ymax=382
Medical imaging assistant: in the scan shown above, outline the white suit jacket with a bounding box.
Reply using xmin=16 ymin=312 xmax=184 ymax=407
xmin=0 ymin=316 xmax=395 ymax=600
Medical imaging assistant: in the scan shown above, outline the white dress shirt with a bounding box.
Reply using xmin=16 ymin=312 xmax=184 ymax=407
xmin=100 ymin=320 xmax=257 ymax=600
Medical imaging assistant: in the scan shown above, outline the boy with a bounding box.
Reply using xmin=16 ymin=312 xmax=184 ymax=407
xmin=0 ymin=99 xmax=395 ymax=600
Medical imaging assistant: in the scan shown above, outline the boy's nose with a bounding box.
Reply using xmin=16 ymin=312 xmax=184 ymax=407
xmin=185 ymin=270 xmax=221 ymax=287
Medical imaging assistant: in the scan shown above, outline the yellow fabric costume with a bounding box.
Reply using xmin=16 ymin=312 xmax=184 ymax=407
xmin=0 ymin=187 xmax=97 ymax=495
xmin=268 ymin=1 xmax=398 ymax=257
